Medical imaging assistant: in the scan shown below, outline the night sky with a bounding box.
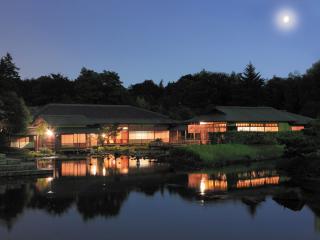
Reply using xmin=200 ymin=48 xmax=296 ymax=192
xmin=0 ymin=0 xmax=319 ymax=85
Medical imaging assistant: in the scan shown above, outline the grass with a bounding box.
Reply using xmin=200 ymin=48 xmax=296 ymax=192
xmin=182 ymin=144 xmax=284 ymax=164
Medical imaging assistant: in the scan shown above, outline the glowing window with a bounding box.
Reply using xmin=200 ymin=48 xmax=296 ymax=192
xmin=129 ymin=131 xmax=155 ymax=140
xmin=236 ymin=123 xmax=278 ymax=132
xmin=291 ymin=126 xmax=304 ymax=131
xmin=188 ymin=122 xmax=227 ymax=133
xmin=10 ymin=137 xmax=30 ymax=148
xmin=61 ymin=134 xmax=86 ymax=146
xmin=155 ymin=131 xmax=170 ymax=142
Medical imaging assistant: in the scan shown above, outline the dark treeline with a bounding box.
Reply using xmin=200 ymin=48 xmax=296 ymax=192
xmin=2 ymin=53 xmax=320 ymax=124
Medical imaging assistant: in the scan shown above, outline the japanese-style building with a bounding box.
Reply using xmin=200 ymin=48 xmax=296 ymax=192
xmin=10 ymin=104 xmax=313 ymax=150
xmin=11 ymin=104 xmax=175 ymax=150
xmin=186 ymin=106 xmax=313 ymax=144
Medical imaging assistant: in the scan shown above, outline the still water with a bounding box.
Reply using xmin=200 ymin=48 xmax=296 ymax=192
xmin=0 ymin=156 xmax=319 ymax=240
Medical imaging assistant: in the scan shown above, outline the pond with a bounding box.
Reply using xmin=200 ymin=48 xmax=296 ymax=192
xmin=0 ymin=156 xmax=319 ymax=240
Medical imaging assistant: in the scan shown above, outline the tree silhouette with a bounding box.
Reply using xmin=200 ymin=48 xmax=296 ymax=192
xmin=0 ymin=54 xmax=30 ymax=146
xmin=239 ymin=62 xmax=264 ymax=105
xmin=0 ymin=53 xmax=20 ymax=92
xmin=1 ymin=52 xmax=320 ymax=120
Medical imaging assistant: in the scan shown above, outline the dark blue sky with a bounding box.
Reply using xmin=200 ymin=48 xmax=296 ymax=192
xmin=1 ymin=0 xmax=319 ymax=85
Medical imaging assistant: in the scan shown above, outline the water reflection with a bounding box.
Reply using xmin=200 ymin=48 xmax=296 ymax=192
xmin=1 ymin=162 xmax=320 ymax=239
xmin=188 ymin=170 xmax=281 ymax=195
xmin=37 ymin=155 xmax=162 ymax=178
xmin=188 ymin=174 xmax=228 ymax=194
xmin=48 ymin=155 xmax=161 ymax=178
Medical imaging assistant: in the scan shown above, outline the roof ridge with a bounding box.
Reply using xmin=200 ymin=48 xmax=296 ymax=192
xmin=216 ymin=105 xmax=274 ymax=109
xmin=41 ymin=104 xmax=170 ymax=117
xmin=43 ymin=103 xmax=132 ymax=107
xmin=34 ymin=103 xmax=173 ymax=122
xmin=39 ymin=114 xmax=87 ymax=117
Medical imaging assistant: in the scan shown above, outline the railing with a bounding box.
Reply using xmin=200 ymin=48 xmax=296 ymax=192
xmin=169 ymin=139 xmax=201 ymax=145
xmin=61 ymin=143 xmax=87 ymax=149
xmin=60 ymin=138 xmax=203 ymax=148
xmin=128 ymin=139 xmax=170 ymax=144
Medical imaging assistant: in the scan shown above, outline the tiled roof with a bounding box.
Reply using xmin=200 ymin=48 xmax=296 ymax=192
xmin=187 ymin=106 xmax=313 ymax=124
xmin=35 ymin=104 xmax=174 ymax=126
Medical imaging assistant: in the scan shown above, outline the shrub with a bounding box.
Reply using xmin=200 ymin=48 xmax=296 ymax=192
xmin=28 ymin=148 xmax=54 ymax=157
xmin=149 ymin=138 xmax=168 ymax=148
xmin=39 ymin=147 xmax=53 ymax=155
xmin=276 ymin=131 xmax=318 ymax=157
xmin=209 ymin=132 xmax=278 ymax=145
xmin=168 ymin=147 xmax=202 ymax=168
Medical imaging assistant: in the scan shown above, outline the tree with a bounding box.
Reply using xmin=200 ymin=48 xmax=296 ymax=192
xmin=20 ymin=74 xmax=74 ymax=106
xmin=33 ymin=121 xmax=50 ymax=151
xmin=98 ymin=124 xmax=120 ymax=146
xmin=0 ymin=92 xmax=31 ymax=146
xmin=129 ymin=80 xmax=164 ymax=107
xmin=239 ymin=62 xmax=265 ymax=105
xmin=0 ymin=53 xmax=31 ymax=147
xmin=74 ymin=68 xmax=130 ymax=104
xmin=0 ymin=53 xmax=20 ymax=93
xmin=135 ymin=96 xmax=150 ymax=109
xmin=241 ymin=62 xmax=263 ymax=86
xmin=264 ymin=76 xmax=287 ymax=109
xmin=301 ymin=61 xmax=320 ymax=117
xmin=161 ymin=70 xmax=240 ymax=117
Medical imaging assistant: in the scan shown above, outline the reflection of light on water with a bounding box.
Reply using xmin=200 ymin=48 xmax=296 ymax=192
xmin=61 ymin=161 xmax=87 ymax=177
xmin=189 ymin=171 xmax=279 ymax=193
xmin=46 ymin=177 xmax=53 ymax=183
xmin=137 ymin=158 xmax=154 ymax=168
xmin=120 ymin=168 xmax=129 ymax=174
xmin=129 ymin=159 xmax=138 ymax=168
xmin=236 ymin=176 xmax=280 ymax=189
xmin=35 ymin=178 xmax=53 ymax=191
xmin=57 ymin=155 xmax=157 ymax=177
xmin=200 ymin=178 xmax=206 ymax=195
xmin=188 ymin=174 xmax=228 ymax=193
xmin=91 ymin=165 xmax=97 ymax=176
xmin=37 ymin=159 xmax=53 ymax=170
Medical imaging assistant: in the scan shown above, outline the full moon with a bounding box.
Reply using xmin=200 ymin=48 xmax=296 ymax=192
xmin=283 ymin=15 xmax=290 ymax=24
xmin=275 ymin=8 xmax=298 ymax=32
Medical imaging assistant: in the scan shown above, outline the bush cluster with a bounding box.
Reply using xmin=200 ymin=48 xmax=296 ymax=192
xmin=277 ymin=123 xmax=320 ymax=157
xmin=209 ymin=132 xmax=280 ymax=145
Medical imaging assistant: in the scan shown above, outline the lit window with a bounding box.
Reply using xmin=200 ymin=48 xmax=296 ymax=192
xmin=155 ymin=131 xmax=170 ymax=142
xmin=188 ymin=122 xmax=227 ymax=133
xmin=129 ymin=131 xmax=154 ymax=140
xmin=236 ymin=123 xmax=278 ymax=132
xmin=10 ymin=137 xmax=30 ymax=148
xmin=291 ymin=126 xmax=304 ymax=131
xmin=61 ymin=134 xmax=86 ymax=146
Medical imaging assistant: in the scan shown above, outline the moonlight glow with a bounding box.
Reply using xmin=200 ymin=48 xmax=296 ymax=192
xmin=283 ymin=15 xmax=290 ymax=24
xmin=275 ymin=8 xmax=298 ymax=32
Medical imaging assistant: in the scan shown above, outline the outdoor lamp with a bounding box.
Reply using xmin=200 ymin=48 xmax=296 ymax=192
xmin=46 ymin=129 xmax=54 ymax=137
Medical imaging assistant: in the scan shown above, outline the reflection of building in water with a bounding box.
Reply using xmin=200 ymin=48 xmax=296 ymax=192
xmin=235 ymin=170 xmax=280 ymax=189
xmin=188 ymin=174 xmax=228 ymax=194
xmin=60 ymin=160 xmax=87 ymax=177
xmin=35 ymin=177 xmax=54 ymax=191
xmin=188 ymin=170 xmax=280 ymax=194
xmin=236 ymin=176 xmax=280 ymax=189
xmin=37 ymin=158 xmax=53 ymax=169
xmin=54 ymin=155 xmax=156 ymax=178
